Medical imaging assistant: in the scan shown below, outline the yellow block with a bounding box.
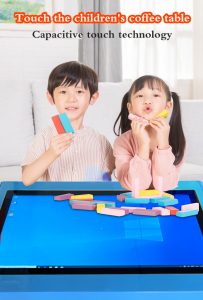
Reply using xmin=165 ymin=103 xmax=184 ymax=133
xmin=139 ymin=190 xmax=160 ymax=197
xmin=162 ymin=192 xmax=174 ymax=199
xmin=156 ymin=109 xmax=169 ymax=118
xmin=70 ymin=194 xmax=93 ymax=200
xmin=97 ymin=204 xmax=105 ymax=213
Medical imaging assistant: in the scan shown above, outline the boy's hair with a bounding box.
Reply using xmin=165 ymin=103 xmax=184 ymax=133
xmin=47 ymin=61 xmax=98 ymax=98
xmin=113 ymin=75 xmax=186 ymax=165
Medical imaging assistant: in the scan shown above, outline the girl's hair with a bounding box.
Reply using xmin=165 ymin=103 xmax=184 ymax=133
xmin=113 ymin=75 xmax=186 ymax=165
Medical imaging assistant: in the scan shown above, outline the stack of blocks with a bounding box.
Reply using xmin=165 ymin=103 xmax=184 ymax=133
xmin=52 ymin=112 xmax=74 ymax=134
xmin=54 ymin=190 xmax=200 ymax=218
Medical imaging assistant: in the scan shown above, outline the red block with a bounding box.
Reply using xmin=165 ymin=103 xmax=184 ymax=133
xmin=52 ymin=115 xmax=66 ymax=134
xmin=165 ymin=206 xmax=179 ymax=215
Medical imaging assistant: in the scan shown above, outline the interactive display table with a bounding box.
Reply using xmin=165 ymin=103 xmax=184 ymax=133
xmin=0 ymin=180 xmax=203 ymax=297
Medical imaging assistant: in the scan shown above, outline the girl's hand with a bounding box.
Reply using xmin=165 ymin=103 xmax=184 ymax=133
xmin=48 ymin=133 xmax=74 ymax=158
xmin=131 ymin=119 xmax=150 ymax=147
xmin=150 ymin=118 xmax=170 ymax=149
xmin=131 ymin=119 xmax=150 ymax=160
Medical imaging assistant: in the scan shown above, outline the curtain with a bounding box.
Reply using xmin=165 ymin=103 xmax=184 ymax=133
xmin=78 ymin=0 xmax=122 ymax=82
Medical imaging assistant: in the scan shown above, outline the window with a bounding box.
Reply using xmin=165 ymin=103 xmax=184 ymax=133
xmin=120 ymin=0 xmax=193 ymax=87
xmin=0 ymin=0 xmax=53 ymax=31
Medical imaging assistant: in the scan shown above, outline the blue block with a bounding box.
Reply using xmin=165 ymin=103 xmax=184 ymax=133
xmin=92 ymin=200 xmax=116 ymax=208
xmin=158 ymin=198 xmax=179 ymax=207
xmin=150 ymin=196 xmax=171 ymax=203
xmin=125 ymin=197 xmax=150 ymax=204
xmin=176 ymin=209 xmax=199 ymax=218
xmin=121 ymin=192 xmax=132 ymax=197
xmin=59 ymin=112 xmax=74 ymax=133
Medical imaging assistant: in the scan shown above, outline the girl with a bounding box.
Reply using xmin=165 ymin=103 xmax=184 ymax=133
xmin=113 ymin=75 xmax=186 ymax=191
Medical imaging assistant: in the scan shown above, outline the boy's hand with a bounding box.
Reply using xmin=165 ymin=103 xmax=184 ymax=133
xmin=150 ymin=118 xmax=170 ymax=149
xmin=48 ymin=133 xmax=74 ymax=158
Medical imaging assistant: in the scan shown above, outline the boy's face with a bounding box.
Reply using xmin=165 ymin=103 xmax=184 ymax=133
xmin=48 ymin=81 xmax=98 ymax=122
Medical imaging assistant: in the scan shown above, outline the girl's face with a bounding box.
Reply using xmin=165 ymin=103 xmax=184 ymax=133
xmin=127 ymin=83 xmax=172 ymax=120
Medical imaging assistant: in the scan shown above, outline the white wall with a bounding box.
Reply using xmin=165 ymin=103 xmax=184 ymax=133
xmin=0 ymin=1 xmax=79 ymax=81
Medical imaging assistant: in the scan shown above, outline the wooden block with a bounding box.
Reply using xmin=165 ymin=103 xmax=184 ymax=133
xmin=151 ymin=196 xmax=171 ymax=203
xmin=117 ymin=194 xmax=127 ymax=202
xmin=156 ymin=176 xmax=163 ymax=196
xmin=162 ymin=192 xmax=174 ymax=199
xmin=181 ymin=203 xmax=199 ymax=211
xmin=156 ymin=109 xmax=169 ymax=118
xmin=92 ymin=200 xmax=116 ymax=208
xmin=128 ymin=113 xmax=149 ymax=125
xmin=120 ymin=192 xmax=132 ymax=197
xmin=99 ymin=207 xmax=126 ymax=217
xmin=70 ymin=194 xmax=93 ymax=200
xmin=54 ymin=193 xmax=73 ymax=201
xmin=132 ymin=178 xmax=139 ymax=198
xmin=59 ymin=112 xmax=74 ymax=133
xmin=139 ymin=190 xmax=160 ymax=197
xmin=70 ymin=200 xmax=115 ymax=207
xmin=132 ymin=209 xmax=160 ymax=216
xmin=152 ymin=207 xmax=170 ymax=216
xmin=121 ymin=206 xmax=146 ymax=213
xmin=96 ymin=204 xmax=105 ymax=213
xmin=176 ymin=209 xmax=199 ymax=218
xmin=119 ymin=207 xmax=131 ymax=214
xmin=165 ymin=206 xmax=179 ymax=215
xmin=158 ymin=198 xmax=178 ymax=207
xmin=125 ymin=197 xmax=150 ymax=204
xmin=71 ymin=203 xmax=96 ymax=211
xmin=51 ymin=115 xmax=66 ymax=134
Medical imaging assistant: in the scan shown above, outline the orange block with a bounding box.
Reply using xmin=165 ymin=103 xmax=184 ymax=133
xmin=165 ymin=206 xmax=179 ymax=215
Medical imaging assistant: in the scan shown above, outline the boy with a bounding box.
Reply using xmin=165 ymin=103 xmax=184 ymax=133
xmin=22 ymin=61 xmax=115 ymax=185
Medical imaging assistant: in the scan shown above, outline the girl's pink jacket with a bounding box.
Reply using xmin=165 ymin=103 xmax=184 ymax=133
xmin=113 ymin=130 xmax=185 ymax=191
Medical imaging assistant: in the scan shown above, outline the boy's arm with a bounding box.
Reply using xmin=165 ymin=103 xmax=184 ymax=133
xmin=22 ymin=149 xmax=57 ymax=185
xmin=22 ymin=132 xmax=74 ymax=185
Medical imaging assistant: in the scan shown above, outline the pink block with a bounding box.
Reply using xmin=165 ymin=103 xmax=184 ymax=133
xmin=133 ymin=209 xmax=160 ymax=216
xmin=54 ymin=193 xmax=73 ymax=201
xmin=152 ymin=207 xmax=170 ymax=216
xmin=99 ymin=207 xmax=126 ymax=217
xmin=128 ymin=113 xmax=149 ymax=125
xmin=132 ymin=178 xmax=139 ymax=198
xmin=117 ymin=194 xmax=126 ymax=202
xmin=121 ymin=206 xmax=146 ymax=213
xmin=181 ymin=203 xmax=199 ymax=211
xmin=71 ymin=203 xmax=96 ymax=211
xmin=156 ymin=176 xmax=163 ymax=196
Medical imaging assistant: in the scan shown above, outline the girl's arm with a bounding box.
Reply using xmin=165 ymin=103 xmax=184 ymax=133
xmin=113 ymin=135 xmax=152 ymax=190
xmin=151 ymin=146 xmax=185 ymax=191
